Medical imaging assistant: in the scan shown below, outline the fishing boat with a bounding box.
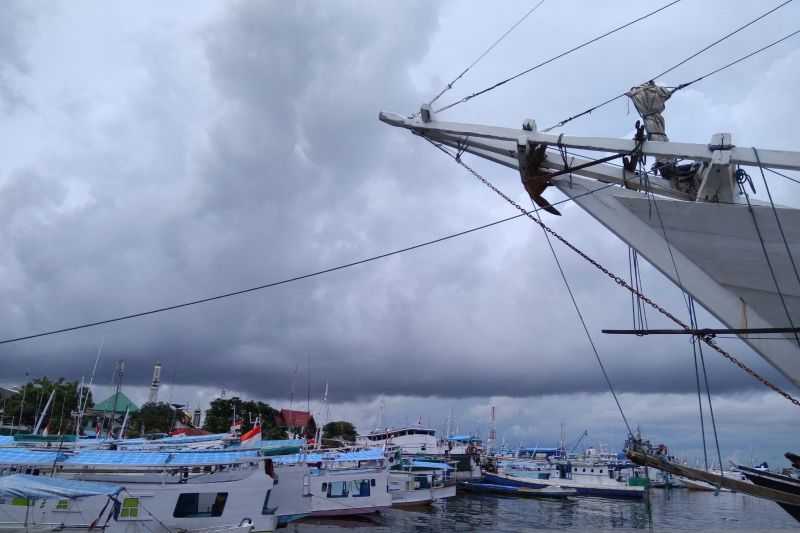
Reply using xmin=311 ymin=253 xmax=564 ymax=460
xmin=459 ymin=480 xmax=576 ymax=499
xmin=356 ymin=426 xmax=481 ymax=480
xmin=388 ymin=459 xmax=456 ymax=506
xmin=484 ymin=463 xmax=646 ymax=500
xmin=270 ymin=448 xmax=392 ymax=518
xmin=0 ymin=448 xmax=279 ymax=532
xmin=737 ymin=464 xmax=800 ymax=521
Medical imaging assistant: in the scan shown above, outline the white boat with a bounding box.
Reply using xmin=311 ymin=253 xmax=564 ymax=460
xmin=357 ymin=426 xmax=481 ymax=480
xmin=270 ymin=448 xmax=392 ymax=518
xmin=388 ymin=460 xmax=456 ymax=506
xmin=0 ymin=472 xmax=274 ymax=533
xmin=0 ymin=448 xmax=279 ymax=532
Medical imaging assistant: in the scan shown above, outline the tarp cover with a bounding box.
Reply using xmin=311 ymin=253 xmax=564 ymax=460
xmin=271 ymin=448 xmax=384 ymax=465
xmin=0 ymin=474 xmax=121 ymax=499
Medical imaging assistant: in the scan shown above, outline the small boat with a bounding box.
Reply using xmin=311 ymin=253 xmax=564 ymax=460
xmin=483 ymin=469 xmax=646 ymax=499
xmin=460 ymin=481 xmax=575 ymax=498
xmin=737 ymin=464 xmax=800 ymax=521
xmin=389 ymin=460 xmax=456 ymax=506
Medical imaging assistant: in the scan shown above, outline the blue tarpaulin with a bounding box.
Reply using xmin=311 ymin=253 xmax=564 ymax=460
xmin=0 ymin=474 xmax=121 ymax=499
xmin=272 ymin=448 xmax=384 ymax=465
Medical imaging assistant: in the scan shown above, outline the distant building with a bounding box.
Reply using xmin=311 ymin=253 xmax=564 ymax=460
xmin=276 ymin=409 xmax=316 ymax=438
xmin=85 ymin=391 xmax=139 ymax=436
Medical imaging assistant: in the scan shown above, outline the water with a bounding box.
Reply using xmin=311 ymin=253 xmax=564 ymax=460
xmin=286 ymin=490 xmax=798 ymax=532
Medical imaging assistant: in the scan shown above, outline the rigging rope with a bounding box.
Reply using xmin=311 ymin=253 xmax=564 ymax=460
xmin=428 ymin=141 xmax=800 ymax=408
xmin=753 ymin=147 xmax=800 ymax=310
xmin=652 ymin=0 xmax=794 ymax=81
xmin=767 ymin=166 xmax=800 ymax=186
xmin=0 ymin=181 xmax=616 ymax=346
xmin=544 ymin=24 xmax=800 ymax=132
xmin=427 ymin=0 xmax=546 ymax=108
xmin=533 ymin=207 xmax=634 ymax=437
xmin=691 ymin=309 xmax=709 ymax=472
xmin=739 ymin=167 xmax=800 ymax=347
xmin=428 ymin=137 xmax=634 ymax=435
xmin=433 ymin=0 xmax=683 ymax=114
xmin=689 ymin=296 xmax=724 ymax=486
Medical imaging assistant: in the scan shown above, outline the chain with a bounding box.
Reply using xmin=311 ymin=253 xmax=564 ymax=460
xmin=429 ymin=139 xmax=800 ymax=408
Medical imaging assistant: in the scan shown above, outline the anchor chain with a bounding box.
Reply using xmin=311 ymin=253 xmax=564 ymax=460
xmin=429 ymin=139 xmax=800 ymax=408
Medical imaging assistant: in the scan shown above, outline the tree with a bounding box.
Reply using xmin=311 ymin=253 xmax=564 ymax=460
xmin=203 ymin=397 xmax=285 ymax=438
xmin=323 ymin=421 xmax=357 ymax=443
xmin=0 ymin=377 xmax=92 ymax=435
xmin=128 ymin=402 xmax=174 ymax=437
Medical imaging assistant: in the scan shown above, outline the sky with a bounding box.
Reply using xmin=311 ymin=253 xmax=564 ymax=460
xmin=1 ymin=0 xmax=799 ymax=467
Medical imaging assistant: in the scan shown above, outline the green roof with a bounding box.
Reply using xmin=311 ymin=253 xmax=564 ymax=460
xmin=93 ymin=391 xmax=139 ymax=413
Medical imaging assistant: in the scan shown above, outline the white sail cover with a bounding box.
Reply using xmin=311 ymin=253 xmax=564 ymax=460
xmin=554 ymin=175 xmax=800 ymax=387
xmin=625 ymin=81 xmax=672 ymax=143
xmin=0 ymin=474 xmax=121 ymax=499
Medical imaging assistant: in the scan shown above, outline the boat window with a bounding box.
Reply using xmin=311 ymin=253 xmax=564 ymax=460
xmin=321 ymin=483 xmax=327 ymax=492
xmin=120 ymin=497 xmax=140 ymax=519
xmin=350 ymin=479 xmax=371 ymax=497
xmin=415 ymin=475 xmax=431 ymax=490
xmin=582 ymin=468 xmax=586 ymax=472
xmin=371 ymin=479 xmax=376 ymax=487
xmin=11 ymin=497 xmax=30 ymax=506
xmin=600 ymin=469 xmax=603 ymax=473
xmin=261 ymin=490 xmax=277 ymax=515
xmin=327 ymin=481 xmax=348 ymax=498
xmin=173 ymin=492 xmax=228 ymax=518
xmin=591 ymin=468 xmax=594 ymax=472
xmin=55 ymin=499 xmax=70 ymax=511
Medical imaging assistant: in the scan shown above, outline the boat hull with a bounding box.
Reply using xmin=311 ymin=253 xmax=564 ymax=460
xmin=483 ymin=471 xmax=645 ymax=499
xmin=460 ymin=481 xmax=575 ymax=498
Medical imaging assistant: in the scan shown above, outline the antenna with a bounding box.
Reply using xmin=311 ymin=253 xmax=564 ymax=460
xmin=306 ymin=353 xmax=311 ymax=414
xmin=77 ymin=338 xmax=104 ymax=435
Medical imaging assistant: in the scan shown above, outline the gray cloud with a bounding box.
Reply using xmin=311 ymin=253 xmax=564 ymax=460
xmin=0 ymin=1 xmax=32 ymax=113
xmin=0 ymin=0 xmax=799 ymax=441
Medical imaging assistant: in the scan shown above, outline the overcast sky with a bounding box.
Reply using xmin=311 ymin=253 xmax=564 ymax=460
xmin=1 ymin=0 xmax=799 ymax=466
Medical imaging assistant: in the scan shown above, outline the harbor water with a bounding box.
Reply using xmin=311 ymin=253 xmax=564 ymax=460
xmin=288 ymin=490 xmax=798 ymax=532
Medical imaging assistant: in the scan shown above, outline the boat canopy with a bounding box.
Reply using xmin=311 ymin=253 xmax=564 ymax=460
xmin=271 ymin=448 xmax=385 ymax=465
xmin=0 ymin=474 xmax=121 ymax=499
xmin=447 ymin=435 xmax=477 ymax=442
xmin=0 ymin=449 xmax=63 ymax=465
xmin=62 ymin=450 xmax=259 ymax=467
xmin=408 ymin=460 xmax=453 ymax=470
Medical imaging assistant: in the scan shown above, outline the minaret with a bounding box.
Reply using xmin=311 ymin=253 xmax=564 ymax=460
xmin=148 ymin=361 xmax=162 ymax=404
xmin=488 ymin=405 xmax=497 ymax=453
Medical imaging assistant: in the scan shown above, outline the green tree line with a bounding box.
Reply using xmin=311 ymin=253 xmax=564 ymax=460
xmin=0 ymin=377 xmax=92 ymax=435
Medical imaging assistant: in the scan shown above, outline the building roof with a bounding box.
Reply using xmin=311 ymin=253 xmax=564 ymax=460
xmin=93 ymin=392 xmax=139 ymax=414
xmin=277 ymin=409 xmax=314 ymax=428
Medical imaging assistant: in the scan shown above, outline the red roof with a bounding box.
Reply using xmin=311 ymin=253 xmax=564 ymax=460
xmin=170 ymin=427 xmax=211 ymax=436
xmin=278 ymin=409 xmax=314 ymax=428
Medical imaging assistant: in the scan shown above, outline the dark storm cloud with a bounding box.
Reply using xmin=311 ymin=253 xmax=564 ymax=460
xmin=0 ymin=0 xmax=798 ymax=407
